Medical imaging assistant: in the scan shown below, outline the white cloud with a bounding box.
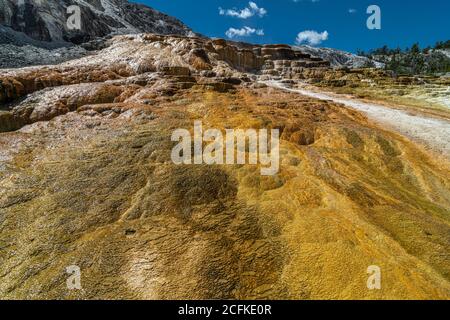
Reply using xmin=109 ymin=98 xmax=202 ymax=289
xmin=219 ymin=2 xmax=267 ymax=19
xmin=225 ymin=26 xmax=265 ymax=38
xmin=348 ymin=8 xmax=357 ymax=14
xmin=295 ymin=30 xmax=329 ymax=46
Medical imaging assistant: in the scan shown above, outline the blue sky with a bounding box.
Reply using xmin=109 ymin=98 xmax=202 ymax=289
xmin=134 ymin=0 xmax=449 ymax=53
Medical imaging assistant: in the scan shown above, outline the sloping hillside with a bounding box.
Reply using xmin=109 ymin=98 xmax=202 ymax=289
xmin=0 ymin=33 xmax=449 ymax=299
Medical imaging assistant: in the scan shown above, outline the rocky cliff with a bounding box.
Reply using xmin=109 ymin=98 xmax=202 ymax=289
xmin=0 ymin=0 xmax=194 ymax=45
xmin=0 ymin=0 xmax=197 ymax=68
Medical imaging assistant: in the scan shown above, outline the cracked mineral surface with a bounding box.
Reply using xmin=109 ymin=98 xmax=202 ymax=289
xmin=0 ymin=32 xmax=449 ymax=300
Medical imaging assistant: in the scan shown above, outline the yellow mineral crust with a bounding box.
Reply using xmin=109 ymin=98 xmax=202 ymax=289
xmin=0 ymin=86 xmax=449 ymax=300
